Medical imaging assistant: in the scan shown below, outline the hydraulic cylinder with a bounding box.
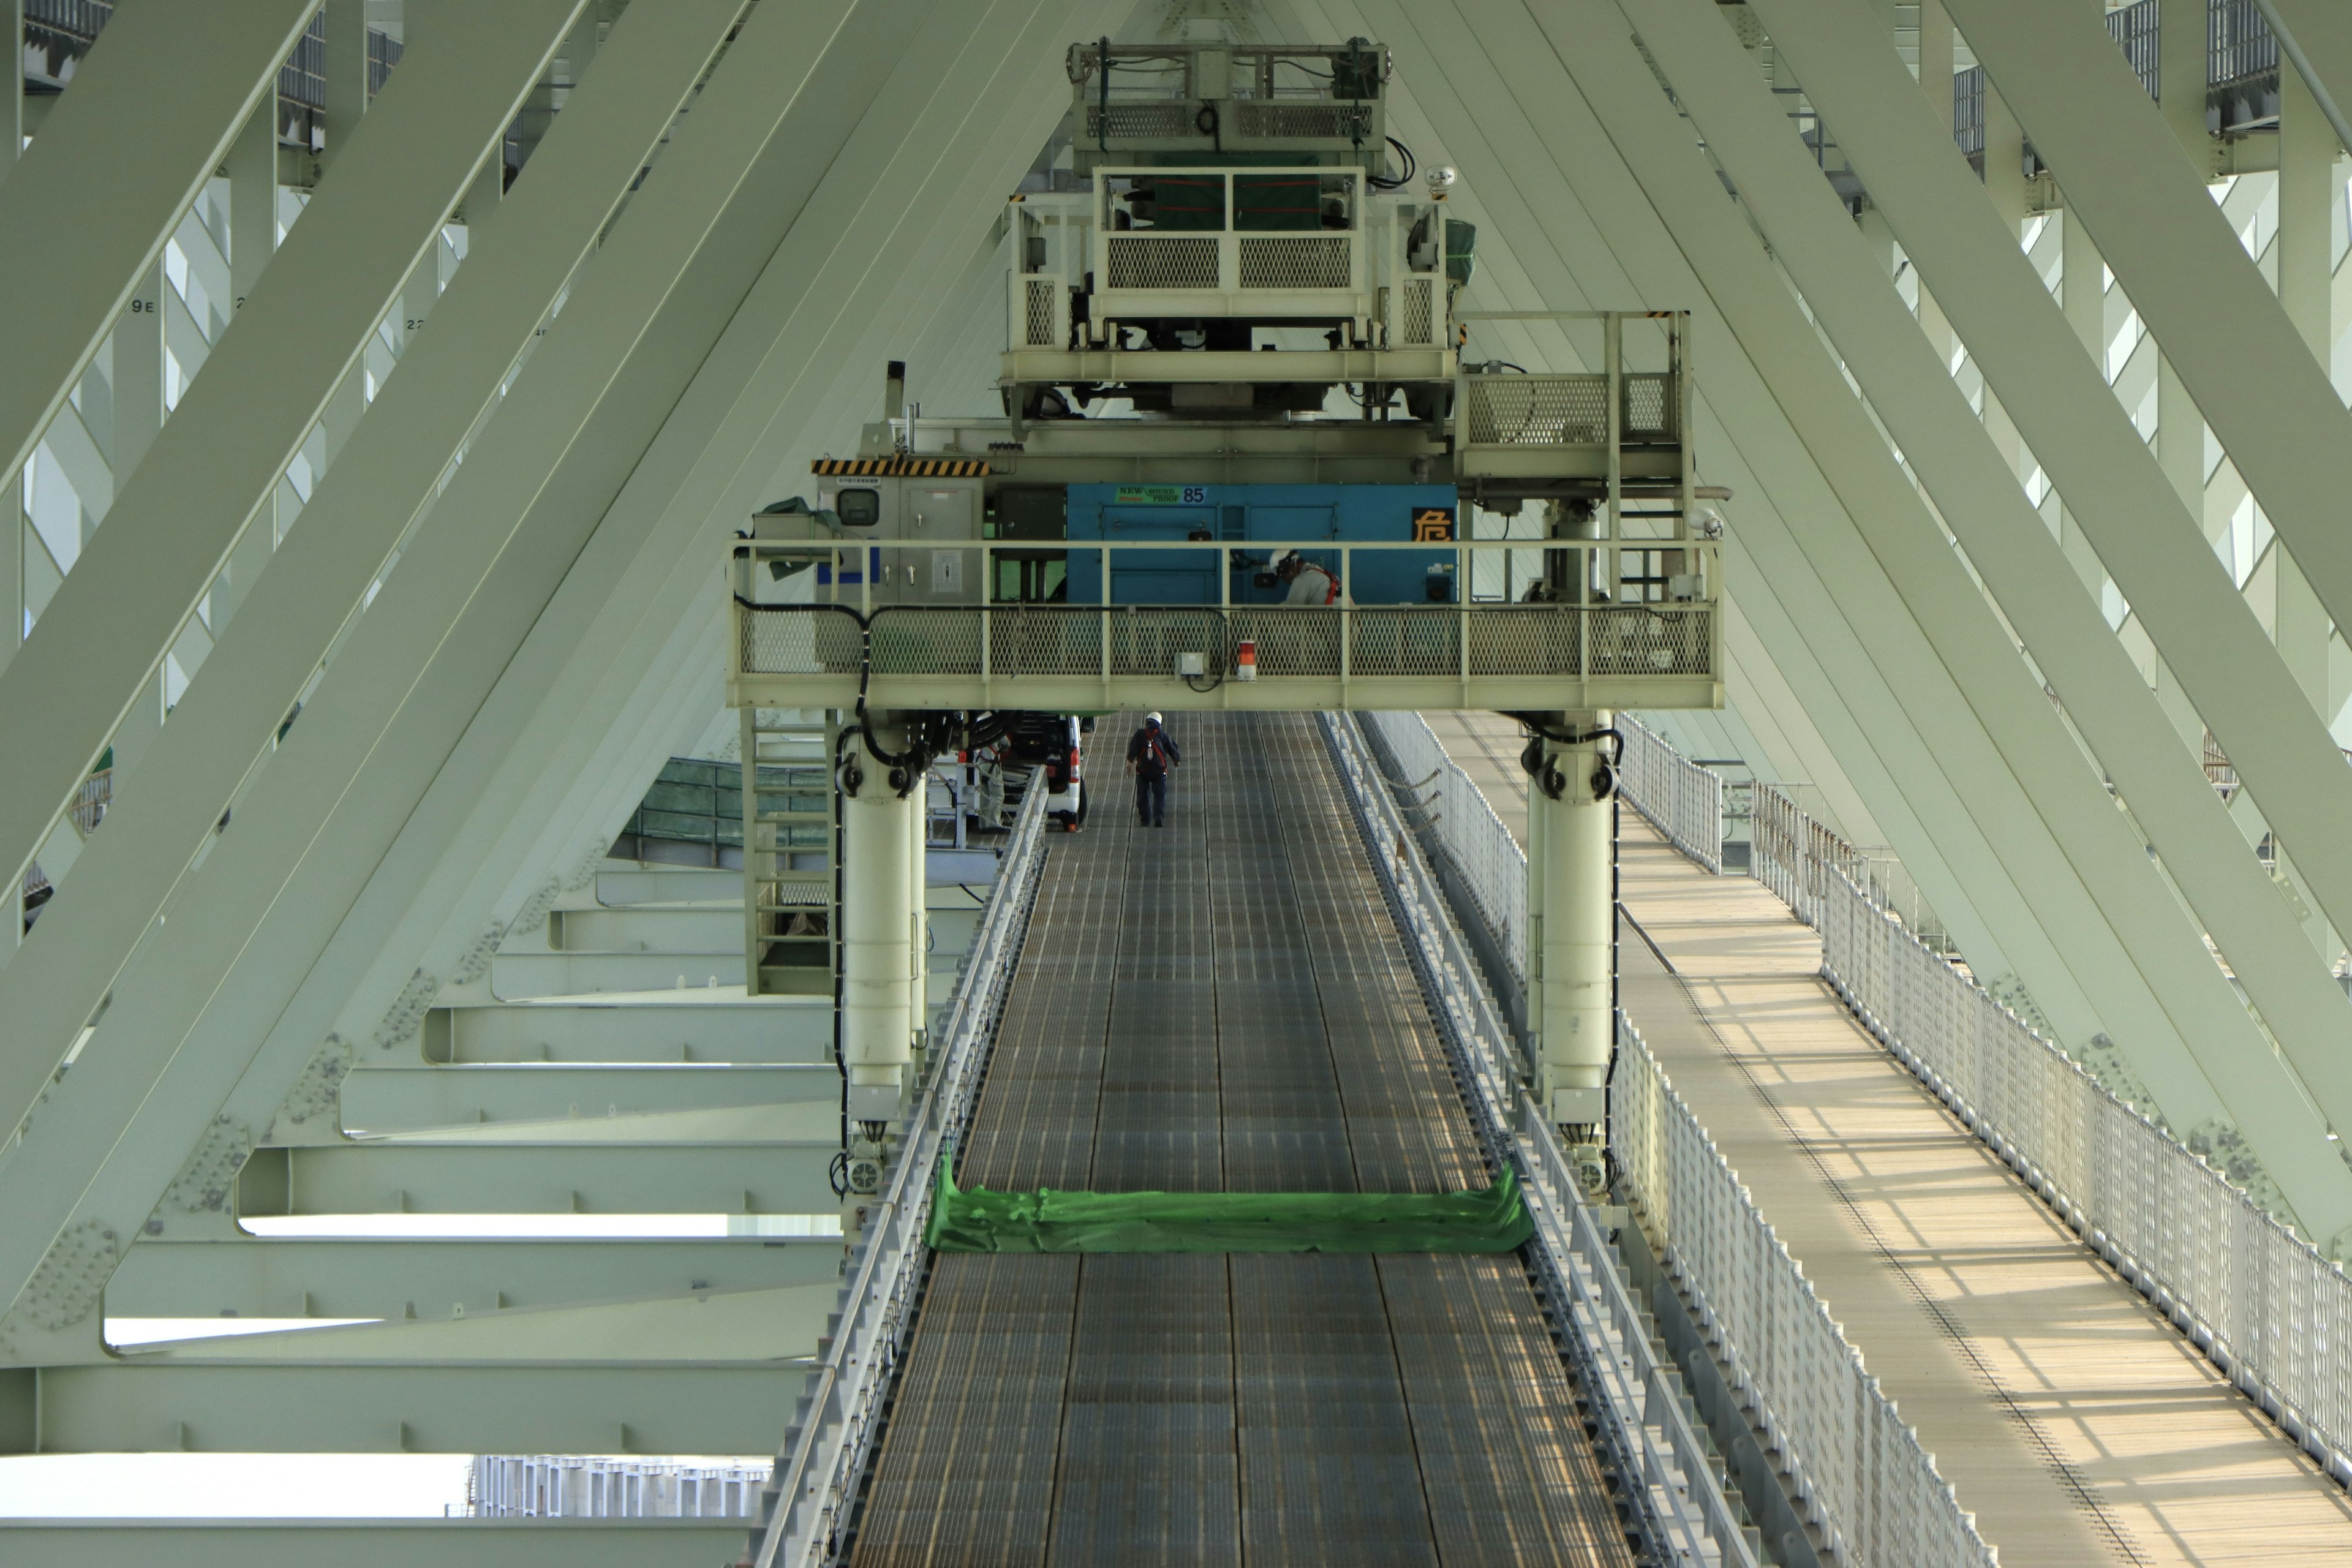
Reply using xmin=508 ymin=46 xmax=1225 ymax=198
xmin=1532 ymin=713 xmax=1615 ymax=1149
xmin=841 ymin=714 xmax=917 ymax=1127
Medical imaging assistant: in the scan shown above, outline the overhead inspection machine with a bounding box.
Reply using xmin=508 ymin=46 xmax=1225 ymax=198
xmin=727 ymin=37 xmax=1725 ymax=1223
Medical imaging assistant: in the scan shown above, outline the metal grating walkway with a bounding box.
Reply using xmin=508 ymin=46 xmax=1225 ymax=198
xmin=849 ymin=713 xmax=1634 ymax=1567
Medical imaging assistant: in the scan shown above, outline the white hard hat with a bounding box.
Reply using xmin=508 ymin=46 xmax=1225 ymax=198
xmin=1146 ymin=710 xmax=1163 ymax=726
xmin=1273 ymin=549 xmax=1300 ymax=568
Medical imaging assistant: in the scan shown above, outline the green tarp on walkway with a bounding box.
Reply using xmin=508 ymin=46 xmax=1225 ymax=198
xmin=926 ymin=1158 xmax=1534 ymax=1254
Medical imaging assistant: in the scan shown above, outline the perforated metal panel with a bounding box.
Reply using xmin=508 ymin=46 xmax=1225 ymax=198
xmin=1398 ymin=274 xmax=1435 ymax=346
xmin=1237 ymin=235 xmax=1351 ymax=290
xmin=1463 ymin=374 xmax=1609 ymax=447
xmin=1085 ymin=102 xmax=1198 ymax=140
xmin=1106 ymin=235 xmax=1220 ymax=290
xmin=1022 ymin=277 xmax=1058 ymax=347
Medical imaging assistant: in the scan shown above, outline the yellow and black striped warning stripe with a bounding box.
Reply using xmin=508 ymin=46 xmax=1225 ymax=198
xmin=810 ymin=456 xmax=991 ymax=477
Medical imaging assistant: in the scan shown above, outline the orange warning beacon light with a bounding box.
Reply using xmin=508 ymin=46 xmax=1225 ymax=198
xmin=1235 ymin=639 xmax=1257 ymax=682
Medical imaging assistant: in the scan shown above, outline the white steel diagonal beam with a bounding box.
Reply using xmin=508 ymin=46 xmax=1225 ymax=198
xmin=1403 ymin=0 xmax=2305 ymax=1169
xmin=0 ymin=0 xmax=1029 ymax=1348
xmin=1348 ymin=0 xmax=2152 ymax=1057
xmin=0 ymin=0 xmax=753 ymax=1166
xmin=1512 ymin=0 xmax=2345 ymax=1205
xmin=0 ymin=0 xmax=589 ymax=902
xmin=0 ymin=0 xmax=316 ymax=483
xmin=196 ymin=0 xmax=1119 ymax=1168
xmin=1635 ymin=0 xmax=2352 ymax=1208
xmin=1747 ymin=0 xmax=2352 ymax=945
xmin=1941 ymin=0 xmax=2352 ymax=636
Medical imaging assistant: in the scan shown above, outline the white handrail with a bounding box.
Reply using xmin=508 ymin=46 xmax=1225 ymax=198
xmin=1618 ymin=714 xmax=1722 ymax=874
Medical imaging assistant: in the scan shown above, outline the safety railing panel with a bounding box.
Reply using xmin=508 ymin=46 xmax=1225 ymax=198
xmin=1619 ymin=715 xmax=1724 ymax=875
xmin=1611 ymin=1017 xmax=1997 ymax=1568
xmin=1818 ymin=866 xmax=2352 ymax=1487
xmin=734 ymin=602 xmax=1716 ymax=684
xmin=1325 ymin=714 xmax=1760 ymax=1568
xmin=748 ymin=785 xmax=1051 ymax=1568
xmin=1359 ymin=710 xmax=1529 ymax=987
xmin=1722 ymin=736 xmax=2352 ymax=1491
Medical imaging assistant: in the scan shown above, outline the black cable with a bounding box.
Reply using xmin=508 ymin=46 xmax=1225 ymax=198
xmin=1194 ymin=101 xmax=1221 ymax=154
xmin=1098 ymin=34 xmax=1110 ymax=153
xmin=1368 ymin=135 xmax=1417 ymax=189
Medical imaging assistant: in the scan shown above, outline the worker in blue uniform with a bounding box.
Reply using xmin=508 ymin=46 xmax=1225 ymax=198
xmin=1126 ymin=712 xmax=1180 ymax=828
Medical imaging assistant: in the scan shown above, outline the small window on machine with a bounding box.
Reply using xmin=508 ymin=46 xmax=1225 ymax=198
xmin=838 ymin=488 xmax=881 ymax=529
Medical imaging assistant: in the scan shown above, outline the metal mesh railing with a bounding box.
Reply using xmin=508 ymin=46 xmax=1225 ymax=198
xmin=1104 ymin=235 xmax=1219 ymax=289
xmin=1234 ymin=102 xmax=1372 ymax=140
xmin=1611 ymin=1017 xmax=1998 ymax=1567
xmin=1461 ymin=372 xmax=1679 ymax=447
xmin=1817 ymin=862 xmax=2352 ymax=1488
xmin=1359 ymin=711 xmax=1529 ymax=986
xmin=1463 ymin=374 xmax=1608 ymax=446
xmin=1084 ymin=102 xmax=1199 ymax=139
xmin=1618 ymin=715 xmax=1722 ymax=874
xmin=1736 ymin=744 xmax=2352 ymax=1490
xmin=1022 ymin=278 xmax=1057 ymax=347
xmin=733 ymin=604 xmax=1715 ymax=684
xmin=735 ymin=603 xmax=863 ymax=676
xmin=1398 ymin=274 xmax=1436 ymax=345
xmin=1237 ymin=235 xmax=1352 ymax=289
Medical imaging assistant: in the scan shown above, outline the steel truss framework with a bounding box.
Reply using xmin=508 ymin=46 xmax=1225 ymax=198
xmin=0 ymin=0 xmax=2350 ymax=1555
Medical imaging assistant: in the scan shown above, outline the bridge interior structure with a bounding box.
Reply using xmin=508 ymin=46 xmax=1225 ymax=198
xmin=6 ymin=2 xmax=2352 ymax=1567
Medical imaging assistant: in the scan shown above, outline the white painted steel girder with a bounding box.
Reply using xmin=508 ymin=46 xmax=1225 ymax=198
xmin=1 ymin=1361 xmax=813 ymax=1455
xmin=0 ymin=0 xmax=748 ymax=1175
xmin=1521 ymin=0 xmax=2346 ymax=1212
xmin=0 ymin=0 xmax=590 ymax=902
xmin=337 ymin=1063 xmax=837 ymax=1132
xmin=115 ymin=1279 xmax=835 ymax=1364
xmin=107 ymin=1235 xmax=844 ymax=1322
xmin=1346 ymin=0 xmax=2154 ymax=1065
xmin=842 ymin=718 xmax=918 ymax=1110
xmin=238 ymin=1139 xmax=835 ymax=1218
xmin=0 ymin=1 xmax=315 ymax=486
xmin=1639 ymin=0 xmax=2352 ymax=1213
xmin=1748 ymin=0 xmax=2352 ymax=950
xmin=1941 ymin=0 xmax=2352 ymax=635
xmin=0 ymin=0 xmax=897 ymax=1342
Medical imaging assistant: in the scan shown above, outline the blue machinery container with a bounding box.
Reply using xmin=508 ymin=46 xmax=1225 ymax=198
xmin=1063 ymin=483 xmax=1461 ymax=607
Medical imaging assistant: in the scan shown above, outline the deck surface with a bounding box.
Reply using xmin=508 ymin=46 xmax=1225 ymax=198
xmin=1443 ymin=709 xmax=2352 ymax=1568
xmin=849 ymin=713 xmax=1632 ymax=1567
